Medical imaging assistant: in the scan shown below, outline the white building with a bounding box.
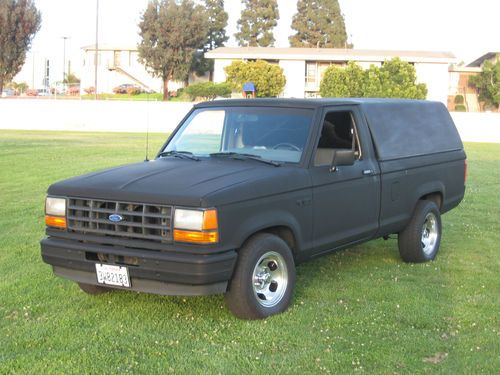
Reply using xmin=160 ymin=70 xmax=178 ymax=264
xmin=80 ymin=44 xmax=162 ymax=94
xmin=80 ymin=45 xmax=208 ymax=94
xmin=205 ymin=47 xmax=456 ymax=104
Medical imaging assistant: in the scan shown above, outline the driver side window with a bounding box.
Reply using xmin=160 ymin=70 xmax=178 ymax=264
xmin=314 ymin=110 xmax=361 ymax=166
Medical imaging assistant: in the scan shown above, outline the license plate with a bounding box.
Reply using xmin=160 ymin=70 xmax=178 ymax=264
xmin=95 ymin=264 xmax=130 ymax=287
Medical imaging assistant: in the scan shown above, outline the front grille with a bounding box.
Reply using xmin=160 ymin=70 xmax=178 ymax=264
xmin=67 ymin=198 xmax=172 ymax=242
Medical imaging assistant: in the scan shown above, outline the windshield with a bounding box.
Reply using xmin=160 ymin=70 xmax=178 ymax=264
xmin=162 ymin=107 xmax=314 ymax=163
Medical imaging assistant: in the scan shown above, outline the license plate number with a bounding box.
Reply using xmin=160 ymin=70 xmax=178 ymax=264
xmin=95 ymin=264 xmax=130 ymax=287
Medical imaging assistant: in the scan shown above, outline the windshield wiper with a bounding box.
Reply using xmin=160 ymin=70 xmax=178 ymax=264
xmin=210 ymin=152 xmax=281 ymax=167
xmin=158 ymin=150 xmax=200 ymax=161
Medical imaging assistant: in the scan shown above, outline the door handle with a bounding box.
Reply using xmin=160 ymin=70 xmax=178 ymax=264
xmin=362 ymin=169 xmax=375 ymax=176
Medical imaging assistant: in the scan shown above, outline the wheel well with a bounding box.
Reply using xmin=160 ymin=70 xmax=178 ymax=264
xmin=421 ymin=192 xmax=443 ymax=210
xmin=243 ymin=226 xmax=298 ymax=255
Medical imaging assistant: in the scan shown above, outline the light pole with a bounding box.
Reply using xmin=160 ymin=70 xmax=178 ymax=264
xmin=94 ymin=0 xmax=99 ymax=100
xmin=62 ymin=36 xmax=70 ymax=88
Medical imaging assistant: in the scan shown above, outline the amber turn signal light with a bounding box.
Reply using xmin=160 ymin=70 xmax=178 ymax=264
xmin=173 ymin=229 xmax=218 ymax=244
xmin=45 ymin=215 xmax=67 ymax=229
xmin=202 ymin=209 xmax=218 ymax=230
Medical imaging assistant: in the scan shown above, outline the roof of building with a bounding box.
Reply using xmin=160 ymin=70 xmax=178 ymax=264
xmin=205 ymin=47 xmax=456 ymax=64
xmin=466 ymin=52 xmax=499 ymax=67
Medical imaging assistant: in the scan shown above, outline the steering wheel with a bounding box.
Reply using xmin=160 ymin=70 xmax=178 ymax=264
xmin=272 ymin=143 xmax=301 ymax=152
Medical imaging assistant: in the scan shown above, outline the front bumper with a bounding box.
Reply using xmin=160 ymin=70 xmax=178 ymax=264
xmin=40 ymin=237 xmax=237 ymax=296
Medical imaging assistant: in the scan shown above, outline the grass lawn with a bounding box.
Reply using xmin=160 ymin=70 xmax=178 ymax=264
xmin=80 ymin=92 xmax=190 ymax=102
xmin=0 ymin=130 xmax=498 ymax=374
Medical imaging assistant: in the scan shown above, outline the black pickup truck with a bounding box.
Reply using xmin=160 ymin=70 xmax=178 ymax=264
xmin=41 ymin=98 xmax=466 ymax=319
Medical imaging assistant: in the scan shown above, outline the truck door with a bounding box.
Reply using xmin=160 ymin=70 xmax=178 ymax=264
xmin=309 ymin=106 xmax=380 ymax=253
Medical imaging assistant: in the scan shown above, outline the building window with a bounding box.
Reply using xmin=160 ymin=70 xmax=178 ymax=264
xmin=306 ymin=62 xmax=317 ymax=85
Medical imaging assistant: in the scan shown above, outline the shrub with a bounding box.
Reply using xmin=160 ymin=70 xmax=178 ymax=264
xmin=224 ymin=60 xmax=286 ymax=97
xmin=454 ymin=95 xmax=464 ymax=104
xmin=454 ymin=104 xmax=466 ymax=112
xmin=84 ymin=87 xmax=95 ymax=95
xmin=185 ymin=82 xmax=232 ymax=100
xmin=320 ymin=58 xmax=427 ymax=100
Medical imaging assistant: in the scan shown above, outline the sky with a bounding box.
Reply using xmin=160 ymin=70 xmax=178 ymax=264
xmin=16 ymin=0 xmax=499 ymax=88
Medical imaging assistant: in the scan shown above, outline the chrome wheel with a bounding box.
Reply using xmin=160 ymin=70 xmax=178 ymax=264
xmin=421 ymin=212 xmax=439 ymax=255
xmin=252 ymin=251 xmax=288 ymax=308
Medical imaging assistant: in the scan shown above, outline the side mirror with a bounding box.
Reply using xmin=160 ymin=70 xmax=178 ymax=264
xmin=330 ymin=149 xmax=355 ymax=172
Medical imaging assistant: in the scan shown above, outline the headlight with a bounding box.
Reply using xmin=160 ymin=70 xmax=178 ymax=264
xmin=174 ymin=209 xmax=204 ymax=231
xmin=173 ymin=208 xmax=218 ymax=244
xmin=46 ymin=197 xmax=66 ymax=216
xmin=45 ymin=197 xmax=67 ymax=229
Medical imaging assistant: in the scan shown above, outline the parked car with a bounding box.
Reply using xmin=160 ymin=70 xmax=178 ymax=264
xmin=112 ymin=83 xmax=142 ymax=94
xmin=40 ymin=99 xmax=466 ymax=319
xmin=1 ymin=88 xmax=15 ymax=97
xmin=37 ymin=88 xmax=51 ymax=96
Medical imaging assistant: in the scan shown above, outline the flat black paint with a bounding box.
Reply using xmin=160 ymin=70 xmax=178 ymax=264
xmin=41 ymin=98 xmax=466 ymax=294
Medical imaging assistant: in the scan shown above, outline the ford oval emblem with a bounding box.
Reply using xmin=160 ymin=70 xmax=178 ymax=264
xmin=108 ymin=214 xmax=124 ymax=223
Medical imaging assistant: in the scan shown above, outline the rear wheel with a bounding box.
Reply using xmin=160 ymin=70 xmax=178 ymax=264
xmin=398 ymin=200 xmax=442 ymax=263
xmin=225 ymin=233 xmax=296 ymax=319
xmin=78 ymin=282 xmax=112 ymax=295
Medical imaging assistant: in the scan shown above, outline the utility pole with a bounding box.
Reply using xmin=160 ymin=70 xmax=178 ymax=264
xmin=94 ymin=0 xmax=99 ymax=100
xmin=62 ymin=36 xmax=69 ymax=88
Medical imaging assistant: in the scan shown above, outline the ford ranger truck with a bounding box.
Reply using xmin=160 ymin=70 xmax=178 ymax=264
xmin=41 ymin=99 xmax=466 ymax=319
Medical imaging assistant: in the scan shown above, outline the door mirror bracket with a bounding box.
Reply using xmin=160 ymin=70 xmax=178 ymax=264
xmin=330 ymin=149 xmax=355 ymax=172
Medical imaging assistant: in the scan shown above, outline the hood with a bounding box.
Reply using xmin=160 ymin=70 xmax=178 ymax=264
xmin=48 ymin=158 xmax=311 ymax=207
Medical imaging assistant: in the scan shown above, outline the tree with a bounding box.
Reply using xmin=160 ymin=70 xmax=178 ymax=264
xmin=289 ymin=0 xmax=349 ymax=48
xmin=138 ymin=0 xmax=208 ymax=100
xmin=469 ymin=59 xmax=500 ymax=110
xmin=191 ymin=0 xmax=228 ymax=79
xmin=373 ymin=58 xmax=427 ymax=99
xmin=205 ymin=0 xmax=228 ymax=51
xmin=320 ymin=58 xmax=427 ymax=99
xmin=235 ymin=0 xmax=279 ymax=47
xmin=224 ymin=60 xmax=286 ymax=97
xmin=0 ymin=0 xmax=41 ymax=94
xmin=319 ymin=62 xmax=364 ymax=97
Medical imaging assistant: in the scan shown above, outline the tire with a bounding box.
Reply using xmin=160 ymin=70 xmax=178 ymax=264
xmin=224 ymin=233 xmax=296 ymax=320
xmin=78 ymin=282 xmax=112 ymax=295
xmin=398 ymin=200 xmax=442 ymax=263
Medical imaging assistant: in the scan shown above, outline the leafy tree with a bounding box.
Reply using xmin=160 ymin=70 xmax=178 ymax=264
xmin=6 ymin=80 xmax=28 ymax=94
xmin=185 ymin=81 xmax=231 ymax=100
xmin=289 ymin=0 xmax=349 ymax=48
xmin=320 ymin=58 xmax=427 ymax=99
xmin=0 ymin=0 xmax=41 ymax=94
xmin=138 ymin=0 xmax=208 ymax=100
xmin=469 ymin=59 xmax=500 ymax=110
xmin=191 ymin=0 xmax=228 ymax=79
xmin=235 ymin=0 xmax=279 ymax=47
xmin=375 ymin=58 xmax=427 ymax=99
xmin=224 ymin=60 xmax=286 ymax=97
xmin=319 ymin=62 xmax=364 ymax=97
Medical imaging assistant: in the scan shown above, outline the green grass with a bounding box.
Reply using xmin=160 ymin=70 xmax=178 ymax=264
xmin=80 ymin=92 xmax=191 ymax=102
xmin=0 ymin=130 xmax=499 ymax=374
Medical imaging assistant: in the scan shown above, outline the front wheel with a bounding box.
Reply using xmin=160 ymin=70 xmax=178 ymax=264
xmin=225 ymin=233 xmax=296 ymax=319
xmin=398 ymin=200 xmax=442 ymax=263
